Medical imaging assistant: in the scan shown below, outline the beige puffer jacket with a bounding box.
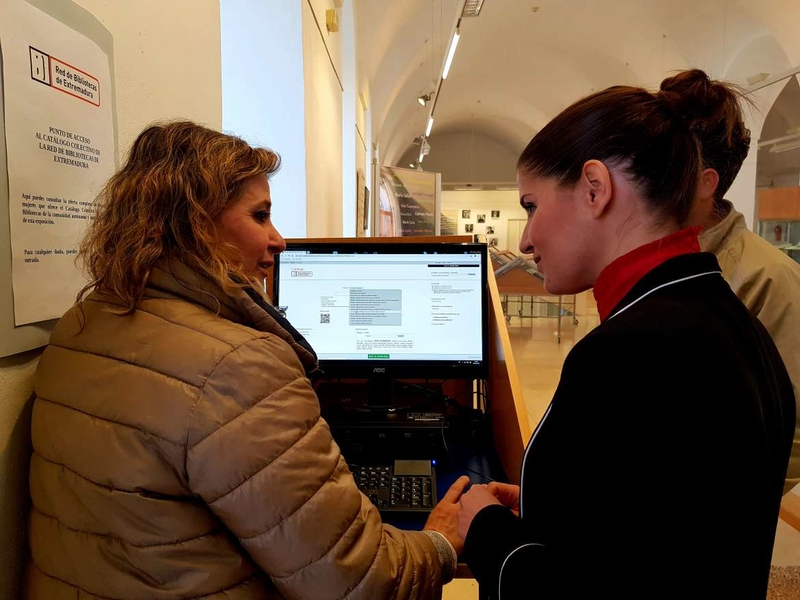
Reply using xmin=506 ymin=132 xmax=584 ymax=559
xmin=26 ymin=259 xmax=443 ymax=599
xmin=699 ymin=203 xmax=800 ymax=494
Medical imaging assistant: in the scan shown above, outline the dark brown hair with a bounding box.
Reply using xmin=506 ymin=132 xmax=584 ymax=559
xmin=78 ymin=121 xmax=281 ymax=313
xmin=517 ymin=84 xmax=702 ymax=226
xmin=659 ymin=69 xmax=751 ymax=204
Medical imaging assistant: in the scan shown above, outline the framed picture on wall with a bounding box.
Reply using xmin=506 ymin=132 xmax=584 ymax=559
xmin=477 ymin=214 xmax=486 ymax=223
xmin=465 ymin=223 xmax=474 ymax=233
xmin=488 ymin=237 xmax=498 ymax=247
xmin=491 ymin=210 xmax=500 ymax=219
xmin=356 ymin=169 xmax=366 ymax=236
xmin=462 ymin=209 xmax=471 ymax=219
xmin=363 ymin=186 xmax=370 ymax=231
xmin=486 ymin=226 xmax=494 ymax=235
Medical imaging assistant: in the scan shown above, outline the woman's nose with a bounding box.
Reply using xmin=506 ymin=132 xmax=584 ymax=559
xmin=270 ymin=228 xmax=287 ymax=253
xmin=519 ymin=223 xmax=534 ymax=255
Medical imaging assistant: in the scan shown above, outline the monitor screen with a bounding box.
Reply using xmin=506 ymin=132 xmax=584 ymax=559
xmin=272 ymin=241 xmax=489 ymax=381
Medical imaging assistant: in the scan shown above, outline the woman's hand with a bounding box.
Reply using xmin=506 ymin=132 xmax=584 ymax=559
xmin=488 ymin=482 xmax=520 ymax=515
xmin=423 ymin=476 xmax=471 ymax=554
xmin=457 ymin=484 xmax=503 ymax=541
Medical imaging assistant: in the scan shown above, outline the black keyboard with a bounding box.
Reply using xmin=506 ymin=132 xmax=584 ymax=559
xmin=350 ymin=460 xmax=438 ymax=513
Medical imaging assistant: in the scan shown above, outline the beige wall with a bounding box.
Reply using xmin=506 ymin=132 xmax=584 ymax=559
xmin=303 ymin=0 xmax=344 ymax=237
xmin=76 ymin=0 xmax=222 ymax=158
xmin=399 ymin=131 xmax=519 ymax=187
xmin=0 ymin=350 xmax=38 ymax=597
xmin=0 ymin=1 xmax=221 ymax=597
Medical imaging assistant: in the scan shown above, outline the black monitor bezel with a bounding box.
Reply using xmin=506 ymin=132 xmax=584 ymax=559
xmin=273 ymin=240 xmax=490 ymax=381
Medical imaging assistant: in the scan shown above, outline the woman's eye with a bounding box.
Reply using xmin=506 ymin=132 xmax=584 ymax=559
xmin=524 ymin=204 xmax=536 ymax=216
xmin=253 ymin=211 xmax=271 ymax=223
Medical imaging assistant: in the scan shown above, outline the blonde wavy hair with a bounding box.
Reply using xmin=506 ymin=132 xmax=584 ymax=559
xmin=77 ymin=121 xmax=280 ymax=313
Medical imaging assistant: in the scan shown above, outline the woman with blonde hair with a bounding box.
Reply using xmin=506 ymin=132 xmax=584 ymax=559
xmin=26 ymin=121 xmax=466 ymax=599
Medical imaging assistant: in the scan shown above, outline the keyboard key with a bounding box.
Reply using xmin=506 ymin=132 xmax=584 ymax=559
xmin=350 ymin=463 xmax=437 ymax=514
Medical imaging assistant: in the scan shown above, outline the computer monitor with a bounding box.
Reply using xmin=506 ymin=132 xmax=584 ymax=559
xmin=272 ymin=240 xmax=489 ymax=406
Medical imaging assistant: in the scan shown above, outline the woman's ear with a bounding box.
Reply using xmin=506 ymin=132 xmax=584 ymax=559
xmin=698 ymin=168 xmax=720 ymax=201
xmin=581 ymin=160 xmax=613 ymax=218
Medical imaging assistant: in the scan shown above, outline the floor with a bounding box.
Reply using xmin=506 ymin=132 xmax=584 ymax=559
xmin=443 ymin=291 xmax=800 ymax=599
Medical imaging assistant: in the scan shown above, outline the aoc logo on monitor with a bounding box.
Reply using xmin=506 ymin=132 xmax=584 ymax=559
xmin=372 ymin=368 xmax=386 ymax=373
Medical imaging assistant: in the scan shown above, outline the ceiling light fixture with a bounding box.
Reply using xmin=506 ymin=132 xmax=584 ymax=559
xmin=746 ymin=72 xmax=770 ymax=86
xmin=757 ymin=130 xmax=800 ymax=149
xmin=417 ymin=93 xmax=432 ymax=106
xmin=769 ymin=140 xmax=800 ymax=153
xmin=426 ymin=116 xmax=434 ymax=137
xmin=442 ymin=26 xmax=460 ymax=79
xmin=745 ymin=63 xmax=800 ymax=94
xmin=461 ymin=0 xmax=485 ymax=17
xmin=421 ymin=138 xmax=431 ymax=156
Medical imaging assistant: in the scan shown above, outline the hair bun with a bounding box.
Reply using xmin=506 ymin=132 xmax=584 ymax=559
xmin=658 ymin=69 xmax=734 ymax=120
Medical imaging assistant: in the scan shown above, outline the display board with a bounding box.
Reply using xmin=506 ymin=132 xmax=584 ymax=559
xmin=0 ymin=0 xmax=117 ymax=357
xmin=376 ymin=165 xmax=441 ymax=237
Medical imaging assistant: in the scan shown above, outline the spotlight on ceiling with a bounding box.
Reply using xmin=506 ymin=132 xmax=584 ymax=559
xmin=417 ymin=93 xmax=432 ymax=107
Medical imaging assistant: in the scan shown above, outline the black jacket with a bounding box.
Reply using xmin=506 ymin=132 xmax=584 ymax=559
xmin=464 ymin=253 xmax=795 ymax=599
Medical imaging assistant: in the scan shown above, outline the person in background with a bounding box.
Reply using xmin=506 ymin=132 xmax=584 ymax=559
xmin=455 ymin=71 xmax=795 ymax=599
xmin=662 ymin=68 xmax=800 ymax=495
xmin=26 ymin=121 xmax=468 ymax=599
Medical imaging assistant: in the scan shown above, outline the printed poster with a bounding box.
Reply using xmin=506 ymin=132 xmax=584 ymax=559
xmin=1 ymin=0 xmax=115 ymax=324
xmin=440 ymin=209 xmax=458 ymax=236
xmin=378 ymin=166 xmax=440 ymax=237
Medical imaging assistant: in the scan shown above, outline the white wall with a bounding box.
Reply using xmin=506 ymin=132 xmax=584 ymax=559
xmin=221 ymin=0 xmax=307 ymax=238
xmin=399 ymin=130 xmax=519 ymax=186
xmin=340 ymin=0 xmax=357 ymax=236
xmin=0 ymin=350 xmax=37 ymax=597
xmin=0 ymin=1 xmax=222 ymax=596
xmin=723 ymin=36 xmax=795 ymax=230
xmin=77 ymin=0 xmax=222 ymax=156
xmin=767 ymin=173 xmax=800 ymax=188
xmin=222 ymin=0 xmax=346 ymax=239
xmin=442 ymin=190 xmax=522 ymax=251
xmin=303 ymin=0 xmax=343 ymax=237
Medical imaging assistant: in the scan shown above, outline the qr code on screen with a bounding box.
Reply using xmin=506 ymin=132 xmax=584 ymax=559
xmin=320 ymin=313 xmax=330 ymax=324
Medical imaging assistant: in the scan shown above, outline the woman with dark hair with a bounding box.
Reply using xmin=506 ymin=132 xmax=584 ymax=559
xmin=663 ymin=69 xmax=800 ymax=496
xmin=26 ymin=121 xmax=467 ymax=599
xmin=456 ymin=73 xmax=794 ymax=598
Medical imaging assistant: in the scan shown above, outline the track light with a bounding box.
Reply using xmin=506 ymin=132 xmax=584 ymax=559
xmin=417 ymin=93 xmax=432 ymax=107
xmin=426 ymin=116 xmax=434 ymax=137
xmin=442 ymin=27 xmax=460 ymax=79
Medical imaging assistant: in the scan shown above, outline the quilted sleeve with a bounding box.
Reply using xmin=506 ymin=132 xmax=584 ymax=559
xmin=185 ymin=334 xmax=443 ymax=600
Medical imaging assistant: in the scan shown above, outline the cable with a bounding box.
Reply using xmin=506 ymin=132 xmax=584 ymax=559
xmin=466 ymin=467 xmax=494 ymax=483
xmin=440 ymin=415 xmax=450 ymax=456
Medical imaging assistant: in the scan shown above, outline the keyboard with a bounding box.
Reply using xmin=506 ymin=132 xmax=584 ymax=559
xmin=350 ymin=459 xmax=438 ymax=513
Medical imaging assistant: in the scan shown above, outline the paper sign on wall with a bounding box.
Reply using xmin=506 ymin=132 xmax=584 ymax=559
xmin=0 ymin=0 xmax=114 ymax=325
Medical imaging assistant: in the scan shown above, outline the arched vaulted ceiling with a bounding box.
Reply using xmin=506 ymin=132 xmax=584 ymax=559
xmin=354 ymin=0 xmax=800 ymax=178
